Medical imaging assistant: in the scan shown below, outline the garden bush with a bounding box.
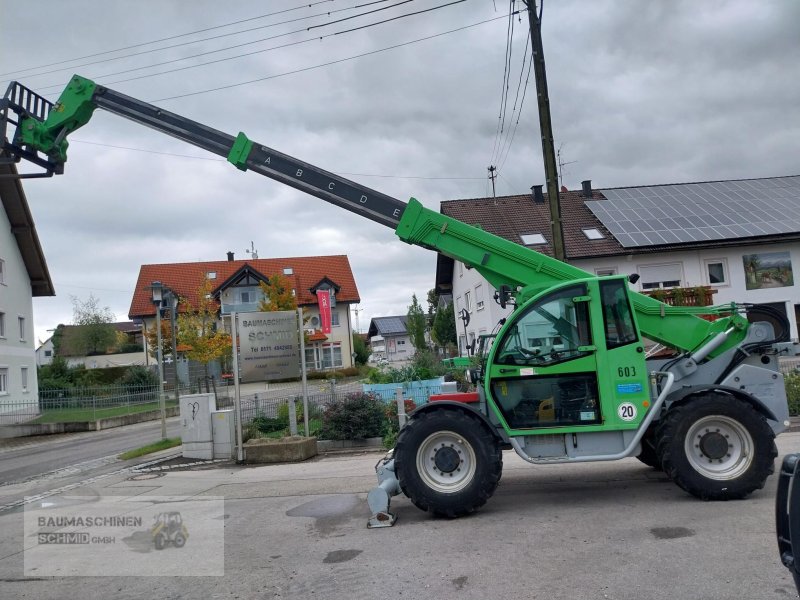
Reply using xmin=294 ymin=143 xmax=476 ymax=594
xmin=320 ymin=392 xmax=385 ymax=440
xmin=786 ymin=372 xmax=800 ymax=416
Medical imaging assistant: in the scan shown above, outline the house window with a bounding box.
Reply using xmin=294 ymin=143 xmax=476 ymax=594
xmin=582 ymin=228 xmax=605 ymax=240
xmin=18 ymin=316 xmax=25 ymax=341
xmin=638 ymin=263 xmax=683 ymax=290
xmin=458 ymin=261 xmax=463 ymax=277
xmin=475 ymin=284 xmax=485 ymax=310
xmin=464 ymin=290 xmax=472 ymax=312
xmin=520 ymin=233 xmax=547 ymax=245
xmin=595 ymin=267 xmax=617 ymax=277
xmin=45 ymin=350 xmax=52 ymax=357
xmin=239 ymin=289 xmax=255 ymax=304
xmin=456 ymin=296 xmax=463 ymax=313
xmin=0 ymin=368 xmax=7 ymax=394
xmin=21 ymin=367 xmax=28 ymax=391
xmin=331 ymin=312 xmax=340 ymax=327
xmin=0 ymin=312 xmax=5 ymax=337
xmin=705 ymin=259 xmax=728 ymax=286
xmin=206 ymin=271 xmax=217 ymax=280
xmin=459 ymin=335 xmax=467 ymax=354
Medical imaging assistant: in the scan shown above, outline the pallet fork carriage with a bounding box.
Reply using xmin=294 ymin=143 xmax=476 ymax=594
xmin=2 ymin=75 xmax=797 ymax=527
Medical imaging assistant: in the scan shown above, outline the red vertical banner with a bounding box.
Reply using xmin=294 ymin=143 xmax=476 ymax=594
xmin=317 ymin=289 xmax=332 ymax=334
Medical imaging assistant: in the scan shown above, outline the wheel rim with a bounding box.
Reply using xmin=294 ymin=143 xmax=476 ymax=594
xmin=684 ymin=415 xmax=754 ymax=480
xmin=416 ymin=430 xmax=477 ymax=493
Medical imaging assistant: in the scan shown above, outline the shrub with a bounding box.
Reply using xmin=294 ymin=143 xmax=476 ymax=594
xmin=786 ymin=372 xmax=800 ymax=416
xmin=320 ymin=392 xmax=385 ymax=440
xmin=120 ymin=365 xmax=158 ymax=388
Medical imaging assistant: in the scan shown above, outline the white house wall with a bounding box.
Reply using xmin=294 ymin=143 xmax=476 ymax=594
xmin=0 ymin=205 xmax=38 ymax=414
xmin=574 ymin=241 xmax=800 ymax=339
xmin=450 ymin=241 xmax=800 ymax=351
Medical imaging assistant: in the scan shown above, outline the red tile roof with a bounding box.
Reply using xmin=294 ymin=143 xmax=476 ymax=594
xmin=129 ymin=256 xmax=360 ymax=319
xmin=440 ymin=190 xmax=623 ymax=260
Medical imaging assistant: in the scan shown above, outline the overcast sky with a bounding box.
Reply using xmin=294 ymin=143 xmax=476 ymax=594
xmin=1 ymin=0 xmax=798 ymax=345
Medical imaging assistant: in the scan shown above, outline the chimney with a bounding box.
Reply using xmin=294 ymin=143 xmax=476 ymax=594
xmin=581 ymin=180 xmax=593 ymax=198
xmin=227 ymin=251 xmax=234 ymax=261
xmin=531 ymin=185 xmax=545 ymax=204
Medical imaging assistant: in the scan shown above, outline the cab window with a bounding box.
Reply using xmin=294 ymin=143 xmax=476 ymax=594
xmin=495 ymin=284 xmax=592 ymax=367
xmin=600 ymin=279 xmax=638 ymax=349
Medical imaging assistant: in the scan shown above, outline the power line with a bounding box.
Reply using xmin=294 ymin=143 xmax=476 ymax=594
xmin=0 ymin=1 xmax=339 ymax=78
xmin=31 ymin=0 xmax=419 ymax=93
xmin=35 ymin=0 xmax=466 ymax=94
xmin=496 ymin=29 xmax=532 ymax=172
xmin=489 ymin=1 xmax=515 ymax=166
xmin=149 ymin=12 xmax=512 ymax=102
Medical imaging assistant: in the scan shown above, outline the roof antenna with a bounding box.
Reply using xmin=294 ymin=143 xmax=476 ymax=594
xmin=245 ymin=241 xmax=258 ymax=259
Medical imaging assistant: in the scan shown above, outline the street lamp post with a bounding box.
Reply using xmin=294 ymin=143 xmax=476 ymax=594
xmin=166 ymin=290 xmax=179 ymax=408
xmin=151 ymin=281 xmax=167 ymax=440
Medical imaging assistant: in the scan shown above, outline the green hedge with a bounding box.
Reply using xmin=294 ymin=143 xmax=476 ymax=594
xmin=786 ymin=372 xmax=800 ymax=416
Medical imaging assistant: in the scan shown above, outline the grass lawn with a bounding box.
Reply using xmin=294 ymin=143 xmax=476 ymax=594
xmin=32 ymin=401 xmax=179 ymax=424
xmin=118 ymin=437 xmax=182 ymax=460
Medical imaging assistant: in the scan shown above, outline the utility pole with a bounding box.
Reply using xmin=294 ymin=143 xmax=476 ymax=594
xmin=523 ymin=0 xmax=566 ymax=261
xmin=487 ymin=165 xmax=497 ymax=198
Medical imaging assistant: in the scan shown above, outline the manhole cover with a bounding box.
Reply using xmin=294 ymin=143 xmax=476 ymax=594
xmin=127 ymin=472 xmax=166 ymax=481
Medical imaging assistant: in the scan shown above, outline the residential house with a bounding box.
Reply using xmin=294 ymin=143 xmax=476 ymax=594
xmin=35 ymin=336 xmax=54 ymax=366
xmin=367 ymin=316 xmax=415 ymax=363
xmin=128 ymin=253 xmax=360 ymax=376
xmin=436 ymin=176 xmax=800 ymax=354
xmin=0 ymin=161 xmax=55 ymax=415
xmin=45 ymin=321 xmax=146 ymax=368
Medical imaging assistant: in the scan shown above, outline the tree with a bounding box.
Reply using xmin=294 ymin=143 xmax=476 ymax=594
xmin=257 ymin=274 xmax=296 ymax=311
xmin=177 ymin=276 xmax=232 ymax=377
xmin=406 ymin=293 xmax=427 ymax=351
xmin=144 ymin=318 xmax=173 ymax=359
xmin=426 ymin=288 xmax=438 ymax=327
xmin=70 ymin=294 xmax=116 ymax=355
xmin=431 ymin=300 xmax=457 ymax=351
xmin=352 ymin=333 xmax=369 ymax=365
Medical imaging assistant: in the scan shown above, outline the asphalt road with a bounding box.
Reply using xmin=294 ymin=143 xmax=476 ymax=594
xmin=1 ymin=429 xmax=799 ymax=598
xmin=0 ymin=417 xmax=180 ymax=510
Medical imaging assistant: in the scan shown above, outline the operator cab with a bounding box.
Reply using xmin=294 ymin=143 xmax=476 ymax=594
xmin=486 ymin=277 xmax=648 ymax=433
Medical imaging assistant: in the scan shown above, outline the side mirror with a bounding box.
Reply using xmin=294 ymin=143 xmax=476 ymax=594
xmin=494 ymin=285 xmax=513 ymax=309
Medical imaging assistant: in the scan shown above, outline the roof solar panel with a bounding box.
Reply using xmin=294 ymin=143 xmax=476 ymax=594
xmin=586 ymin=176 xmax=800 ymax=247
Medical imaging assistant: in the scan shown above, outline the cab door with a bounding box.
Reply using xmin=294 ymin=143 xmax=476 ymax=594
xmin=485 ymin=279 xmax=649 ymax=435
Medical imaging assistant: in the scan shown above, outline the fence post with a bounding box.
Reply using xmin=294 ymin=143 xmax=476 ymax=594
xmin=396 ymin=387 xmax=407 ymax=429
xmin=329 ymin=379 xmax=336 ymax=403
xmin=288 ymin=397 xmax=298 ymax=436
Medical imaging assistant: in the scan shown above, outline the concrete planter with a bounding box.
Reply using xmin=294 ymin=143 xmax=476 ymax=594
xmin=244 ymin=436 xmax=317 ymax=464
xmin=316 ymin=437 xmax=384 ymax=452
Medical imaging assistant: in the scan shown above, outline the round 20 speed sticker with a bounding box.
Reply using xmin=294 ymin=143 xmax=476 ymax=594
xmin=617 ymin=402 xmax=637 ymax=422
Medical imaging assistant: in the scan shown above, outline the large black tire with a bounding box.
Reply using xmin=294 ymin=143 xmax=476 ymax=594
xmin=636 ymin=433 xmax=662 ymax=470
xmin=394 ymin=408 xmax=502 ymax=518
xmin=655 ymin=393 xmax=777 ymax=500
xmin=173 ymin=533 xmax=186 ymax=548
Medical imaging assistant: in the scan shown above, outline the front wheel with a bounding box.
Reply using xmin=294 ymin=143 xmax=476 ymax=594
xmin=394 ymin=408 xmax=502 ymax=518
xmin=656 ymin=394 xmax=777 ymax=500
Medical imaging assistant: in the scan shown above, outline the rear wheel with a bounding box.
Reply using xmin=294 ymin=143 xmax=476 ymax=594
xmin=394 ymin=408 xmax=502 ymax=518
xmin=656 ymin=394 xmax=776 ymax=500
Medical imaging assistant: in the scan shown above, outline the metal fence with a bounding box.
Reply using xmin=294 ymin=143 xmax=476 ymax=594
xmin=0 ymin=384 xmax=165 ymax=424
xmin=229 ymin=378 xmax=436 ymax=440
